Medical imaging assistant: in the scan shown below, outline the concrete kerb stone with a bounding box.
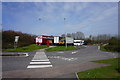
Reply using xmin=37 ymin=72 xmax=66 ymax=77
xmin=75 ymin=72 xmax=79 ymax=80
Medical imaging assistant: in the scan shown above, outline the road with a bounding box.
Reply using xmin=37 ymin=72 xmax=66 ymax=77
xmin=46 ymin=45 xmax=118 ymax=66
xmin=2 ymin=45 xmax=118 ymax=78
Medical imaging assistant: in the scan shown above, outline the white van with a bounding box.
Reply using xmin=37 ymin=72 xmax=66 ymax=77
xmin=74 ymin=40 xmax=84 ymax=46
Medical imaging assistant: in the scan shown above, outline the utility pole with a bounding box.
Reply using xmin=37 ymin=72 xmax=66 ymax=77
xmin=64 ymin=18 xmax=67 ymax=48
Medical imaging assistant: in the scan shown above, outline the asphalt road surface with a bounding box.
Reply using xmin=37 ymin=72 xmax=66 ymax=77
xmin=2 ymin=45 xmax=119 ymax=78
xmin=46 ymin=45 xmax=118 ymax=66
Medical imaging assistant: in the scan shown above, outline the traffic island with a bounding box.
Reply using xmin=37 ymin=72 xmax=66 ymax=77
xmin=2 ymin=44 xmax=48 ymax=52
xmin=45 ymin=46 xmax=77 ymax=52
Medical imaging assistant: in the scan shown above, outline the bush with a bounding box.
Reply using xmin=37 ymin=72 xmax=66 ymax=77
xmin=104 ymin=45 xmax=120 ymax=52
xmin=109 ymin=37 xmax=119 ymax=45
xmin=103 ymin=37 xmax=120 ymax=52
xmin=2 ymin=30 xmax=36 ymax=49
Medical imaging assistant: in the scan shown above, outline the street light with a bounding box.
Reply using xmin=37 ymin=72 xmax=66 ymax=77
xmin=64 ymin=18 xmax=67 ymax=48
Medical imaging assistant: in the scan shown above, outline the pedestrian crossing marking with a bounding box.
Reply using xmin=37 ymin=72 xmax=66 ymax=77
xmin=27 ymin=65 xmax=52 ymax=68
xmin=32 ymin=60 xmax=49 ymax=61
xmin=27 ymin=51 xmax=52 ymax=69
xmin=30 ymin=62 xmax=51 ymax=64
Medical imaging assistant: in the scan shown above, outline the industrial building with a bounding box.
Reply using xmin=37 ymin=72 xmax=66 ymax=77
xmin=36 ymin=35 xmax=85 ymax=46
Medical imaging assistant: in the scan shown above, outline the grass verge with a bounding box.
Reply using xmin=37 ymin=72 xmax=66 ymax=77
xmin=77 ymin=58 xmax=120 ymax=78
xmin=45 ymin=46 xmax=77 ymax=51
xmin=3 ymin=44 xmax=48 ymax=52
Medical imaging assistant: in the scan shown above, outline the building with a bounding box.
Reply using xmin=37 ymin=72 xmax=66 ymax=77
xmin=36 ymin=35 xmax=85 ymax=46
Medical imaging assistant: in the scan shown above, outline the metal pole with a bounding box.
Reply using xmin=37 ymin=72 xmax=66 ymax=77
xmin=65 ymin=32 xmax=67 ymax=48
xmin=14 ymin=42 xmax=17 ymax=49
xmin=14 ymin=41 xmax=15 ymax=49
xmin=64 ymin=18 xmax=67 ymax=48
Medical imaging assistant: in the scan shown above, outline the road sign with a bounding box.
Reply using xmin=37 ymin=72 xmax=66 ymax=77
xmin=15 ymin=36 xmax=19 ymax=42
xmin=66 ymin=37 xmax=73 ymax=43
xmin=14 ymin=36 xmax=19 ymax=49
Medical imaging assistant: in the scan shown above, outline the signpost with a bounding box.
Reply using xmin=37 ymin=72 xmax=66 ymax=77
xmin=14 ymin=36 xmax=19 ymax=49
xmin=66 ymin=37 xmax=74 ymax=44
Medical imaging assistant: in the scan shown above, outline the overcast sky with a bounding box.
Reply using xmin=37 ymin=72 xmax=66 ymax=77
xmin=2 ymin=2 xmax=118 ymax=37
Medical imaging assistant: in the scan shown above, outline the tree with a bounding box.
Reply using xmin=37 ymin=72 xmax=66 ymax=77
xmin=109 ymin=37 xmax=118 ymax=45
xmin=104 ymin=37 xmax=120 ymax=52
xmin=2 ymin=30 xmax=36 ymax=49
xmin=89 ymin=35 xmax=92 ymax=40
xmin=61 ymin=32 xmax=85 ymax=40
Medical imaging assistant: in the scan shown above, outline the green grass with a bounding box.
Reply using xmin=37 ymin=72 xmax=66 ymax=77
xmin=45 ymin=46 xmax=77 ymax=51
xmin=3 ymin=44 xmax=48 ymax=52
xmin=77 ymin=58 xmax=120 ymax=78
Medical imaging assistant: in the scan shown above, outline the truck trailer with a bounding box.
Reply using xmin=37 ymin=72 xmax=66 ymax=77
xmin=36 ymin=35 xmax=65 ymax=46
xmin=36 ymin=35 xmax=54 ymax=45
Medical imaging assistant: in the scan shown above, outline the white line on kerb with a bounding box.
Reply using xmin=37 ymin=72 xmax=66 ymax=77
xmin=75 ymin=72 xmax=79 ymax=80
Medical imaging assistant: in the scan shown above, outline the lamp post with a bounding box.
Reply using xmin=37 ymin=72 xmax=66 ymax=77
xmin=64 ymin=18 xmax=67 ymax=48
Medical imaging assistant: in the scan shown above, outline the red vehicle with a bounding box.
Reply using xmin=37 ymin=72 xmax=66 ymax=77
xmin=36 ymin=35 xmax=54 ymax=45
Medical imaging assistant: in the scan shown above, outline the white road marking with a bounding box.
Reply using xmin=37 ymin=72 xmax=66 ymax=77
xmin=48 ymin=56 xmax=77 ymax=61
xmin=30 ymin=62 xmax=51 ymax=64
xmin=27 ymin=65 xmax=52 ymax=68
xmin=27 ymin=51 xmax=52 ymax=69
xmin=32 ymin=52 xmax=48 ymax=60
xmin=71 ymin=51 xmax=78 ymax=54
xmin=32 ymin=60 xmax=49 ymax=61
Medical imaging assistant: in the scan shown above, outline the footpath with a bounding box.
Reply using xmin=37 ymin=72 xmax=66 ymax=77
xmin=27 ymin=49 xmax=52 ymax=68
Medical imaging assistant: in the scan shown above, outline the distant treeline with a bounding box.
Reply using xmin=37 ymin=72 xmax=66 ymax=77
xmin=61 ymin=32 xmax=85 ymax=39
xmin=2 ymin=30 xmax=36 ymax=49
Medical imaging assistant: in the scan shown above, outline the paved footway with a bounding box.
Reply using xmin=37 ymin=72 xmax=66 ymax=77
xmin=27 ymin=50 xmax=52 ymax=68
